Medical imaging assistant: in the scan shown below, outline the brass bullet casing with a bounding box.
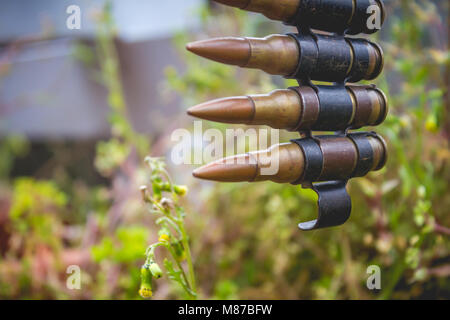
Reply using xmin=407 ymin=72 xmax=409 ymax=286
xmin=186 ymin=35 xmax=298 ymax=76
xmin=188 ymin=89 xmax=301 ymax=129
xmin=188 ymin=85 xmax=388 ymax=131
xmin=193 ymin=132 xmax=387 ymax=184
xmin=213 ymin=0 xmax=386 ymax=35
xmin=251 ymin=89 xmax=301 ymax=129
xmin=193 ymin=142 xmax=305 ymax=184
xmin=346 ymin=85 xmax=388 ymax=128
xmin=245 ymin=35 xmax=299 ymax=76
xmin=186 ymin=34 xmax=383 ymax=82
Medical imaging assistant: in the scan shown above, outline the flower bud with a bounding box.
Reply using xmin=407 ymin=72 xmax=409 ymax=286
xmin=140 ymin=185 xmax=150 ymax=202
xmin=174 ymin=185 xmax=188 ymax=196
xmin=158 ymin=233 xmax=170 ymax=242
xmin=425 ymin=115 xmax=438 ymax=133
xmin=149 ymin=262 xmax=163 ymax=279
xmin=160 ymin=197 xmax=173 ymax=210
xmin=160 ymin=182 xmax=172 ymax=192
xmin=139 ymin=264 xmax=153 ymax=298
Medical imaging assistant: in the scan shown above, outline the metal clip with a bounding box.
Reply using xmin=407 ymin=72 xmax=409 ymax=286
xmin=298 ymin=180 xmax=351 ymax=230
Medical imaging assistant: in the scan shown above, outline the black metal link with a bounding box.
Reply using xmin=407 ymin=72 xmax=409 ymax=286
xmin=314 ymin=85 xmax=354 ymax=130
xmin=348 ymin=132 xmax=375 ymax=177
xmin=290 ymin=137 xmax=323 ymax=184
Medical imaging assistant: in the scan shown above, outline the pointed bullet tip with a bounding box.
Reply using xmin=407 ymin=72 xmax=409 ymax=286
xmin=185 ymin=40 xmax=203 ymax=54
xmin=185 ymin=42 xmax=194 ymax=52
xmin=212 ymin=0 xmax=250 ymax=9
xmin=192 ymin=168 xmax=201 ymax=178
xmin=186 ymin=104 xmax=205 ymax=118
xmin=183 ymin=37 xmax=251 ymax=67
xmin=187 ymin=97 xmax=255 ymax=123
xmin=192 ymin=155 xmax=258 ymax=182
xmin=192 ymin=165 xmax=212 ymax=181
xmin=186 ymin=107 xmax=195 ymax=117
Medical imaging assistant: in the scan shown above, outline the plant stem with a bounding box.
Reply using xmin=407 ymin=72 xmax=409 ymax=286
xmin=179 ymin=223 xmax=197 ymax=296
xmin=166 ymin=244 xmax=195 ymax=299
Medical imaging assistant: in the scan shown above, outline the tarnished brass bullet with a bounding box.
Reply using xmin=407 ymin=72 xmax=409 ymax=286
xmin=213 ymin=0 xmax=385 ymax=35
xmin=186 ymin=34 xmax=383 ymax=82
xmin=193 ymin=142 xmax=305 ymax=183
xmin=187 ymin=96 xmax=256 ymax=124
xmin=213 ymin=0 xmax=300 ymax=22
xmin=188 ymin=85 xmax=388 ymax=131
xmin=186 ymin=35 xmax=299 ymax=76
xmin=193 ymin=133 xmax=387 ymax=183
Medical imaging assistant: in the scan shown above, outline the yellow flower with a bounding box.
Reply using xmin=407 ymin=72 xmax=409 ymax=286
xmin=425 ymin=116 xmax=438 ymax=133
xmin=174 ymin=185 xmax=188 ymax=196
xmin=158 ymin=234 xmax=170 ymax=242
xmin=139 ymin=286 xmax=153 ymax=298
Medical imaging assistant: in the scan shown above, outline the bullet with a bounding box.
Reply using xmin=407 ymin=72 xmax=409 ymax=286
xmin=193 ymin=132 xmax=387 ymax=183
xmin=186 ymin=35 xmax=299 ymax=76
xmin=188 ymin=85 xmax=388 ymax=131
xmin=193 ymin=142 xmax=304 ymax=183
xmin=186 ymin=34 xmax=383 ymax=82
xmin=213 ymin=0 xmax=385 ymax=35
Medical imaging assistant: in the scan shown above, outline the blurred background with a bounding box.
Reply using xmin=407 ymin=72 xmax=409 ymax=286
xmin=0 ymin=0 xmax=448 ymax=299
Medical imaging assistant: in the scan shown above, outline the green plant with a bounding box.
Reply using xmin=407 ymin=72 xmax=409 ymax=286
xmin=0 ymin=135 xmax=29 ymax=181
xmin=87 ymin=3 xmax=198 ymax=299
xmin=1 ymin=178 xmax=68 ymax=298
xmin=139 ymin=157 xmax=196 ymax=299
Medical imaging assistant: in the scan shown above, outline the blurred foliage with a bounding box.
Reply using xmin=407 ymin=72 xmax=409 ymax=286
xmin=0 ymin=178 xmax=67 ymax=298
xmin=0 ymin=135 xmax=29 ymax=180
xmin=1 ymin=2 xmax=159 ymax=299
xmin=89 ymin=3 xmax=196 ymax=300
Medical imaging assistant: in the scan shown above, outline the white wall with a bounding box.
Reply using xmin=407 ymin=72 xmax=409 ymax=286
xmin=0 ymin=0 xmax=202 ymax=42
